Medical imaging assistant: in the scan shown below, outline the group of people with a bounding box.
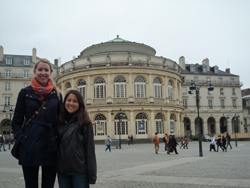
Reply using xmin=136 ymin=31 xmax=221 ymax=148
xmin=210 ymin=133 xmax=232 ymax=152
xmin=127 ymin=135 xmax=134 ymax=145
xmin=11 ymin=58 xmax=97 ymax=188
xmin=152 ymin=133 xmax=188 ymax=155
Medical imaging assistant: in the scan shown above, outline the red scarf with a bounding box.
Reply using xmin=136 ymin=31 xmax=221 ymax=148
xmin=31 ymin=77 xmax=54 ymax=100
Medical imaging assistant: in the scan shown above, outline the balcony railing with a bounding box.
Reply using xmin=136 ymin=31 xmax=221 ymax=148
xmin=182 ymin=79 xmax=243 ymax=86
xmin=0 ymin=73 xmax=32 ymax=79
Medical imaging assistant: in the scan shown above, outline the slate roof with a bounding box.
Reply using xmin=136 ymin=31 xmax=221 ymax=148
xmin=181 ymin=63 xmax=238 ymax=77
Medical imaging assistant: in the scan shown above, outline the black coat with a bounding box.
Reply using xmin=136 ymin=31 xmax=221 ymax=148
xmin=56 ymin=115 xmax=97 ymax=184
xmin=11 ymin=86 xmax=62 ymax=166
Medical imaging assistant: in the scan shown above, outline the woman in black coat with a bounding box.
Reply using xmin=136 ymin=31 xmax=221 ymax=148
xmin=167 ymin=135 xmax=179 ymax=155
xmin=216 ymin=135 xmax=224 ymax=152
xmin=11 ymin=58 xmax=62 ymax=188
xmin=56 ymin=90 xmax=97 ymax=187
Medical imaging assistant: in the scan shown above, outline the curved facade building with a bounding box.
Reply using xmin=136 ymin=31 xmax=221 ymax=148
xmin=56 ymin=36 xmax=184 ymax=141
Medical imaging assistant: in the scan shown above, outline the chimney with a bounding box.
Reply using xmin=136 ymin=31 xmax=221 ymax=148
xmin=0 ymin=46 xmax=3 ymax=61
xmin=32 ymin=48 xmax=37 ymax=63
xmin=179 ymin=56 xmax=185 ymax=69
xmin=54 ymin=59 xmax=58 ymax=66
xmin=225 ymin=68 xmax=230 ymax=73
xmin=202 ymin=58 xmax=209 ymax=71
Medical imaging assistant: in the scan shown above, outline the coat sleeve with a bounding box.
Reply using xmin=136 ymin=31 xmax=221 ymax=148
xmin=84 ymin=123 xmax=97 ymax=184
xmin=11 ymin=89 xmax=26 ymax=142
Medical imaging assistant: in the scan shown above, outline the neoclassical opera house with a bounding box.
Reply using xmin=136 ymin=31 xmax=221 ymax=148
xmin=56 ymin=36 xmax=184 ymax=141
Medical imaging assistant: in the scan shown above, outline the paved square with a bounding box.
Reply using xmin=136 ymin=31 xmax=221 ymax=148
xmin=0 ymin=141 xmax=250 ymax=188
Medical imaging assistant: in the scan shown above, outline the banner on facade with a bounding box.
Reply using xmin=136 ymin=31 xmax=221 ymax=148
xmin=139 ymin=123 xmax=145 ymax=132
xmin=97 ymin=124 xmax=104 ymax=134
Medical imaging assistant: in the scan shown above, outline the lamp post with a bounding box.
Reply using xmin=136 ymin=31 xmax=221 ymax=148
xmin=118 ymin=108 xmax=125 ymax=149
xmin=189 ymin=80 xmax=214 ymax=157
xmin=2 ymin=105 xmax=13 ymax=150
xmin=233 ymin=114 xmax=240 ymax=147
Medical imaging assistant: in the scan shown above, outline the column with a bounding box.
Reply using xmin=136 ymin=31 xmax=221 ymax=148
xmin=61 ymin=82 xmax=65 ymax=99
xmin=106 ymin=74 xmax=112 ymax=104
xmin=175 ymin=78 xmax=178 ymax=100
xmin=176 ymin=112 xmax=180 ymax=137
xmin=227 ymin=121 xmax=232 ymax=134
xmin=203 ymin=121 xmax=208 ymax=134
xmin=86 ymin=76 xmax=92 ymax=105
xmin=130 ymin=111 xmax=134 ymax=137
xmin=190 ymin=120 xmax=195 ymax=136
xmin=71 ymin=78 xmax=75 ymax=89
xmin=166 ymin=111 xmax=170 ymax=134
xmin=215 ymin=118 xmax=220 ymax=134
xmin=128 ymin=73 xmax=134 ymax=103
xmin=108 ymin=111 xmax=113 ymax=138
xmin=150 ymin=110 xmax=155 ymax=137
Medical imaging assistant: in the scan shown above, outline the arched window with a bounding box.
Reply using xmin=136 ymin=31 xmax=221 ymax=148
xmin=94 ymin=77 xmax=106 ymax=99
xmin=77 ymin=79 xmax=86 ymax=99
xmin=153 ymin=77 xmax=162 ymax=98
xmin=168 ymin=80 xmax=173 ymax=99
xmin=134 ymin=76 xmax=146 ymax=97
xmin=114 ymin=76 xmax=126 ymax=98
xmin=114 ymin=113 xmax=128 ymax=135
xmin=155 ymin=113 xmax=164 ymax=134
xmin=135 ymin=113 xmax=148 ymax=134
xmin=170 ymin=114 xmax=175 ymax=133
xmin=94 ymin=114 xmax=107 ymax=136
xmin=66 ymin=82 xmax=71 ymax=92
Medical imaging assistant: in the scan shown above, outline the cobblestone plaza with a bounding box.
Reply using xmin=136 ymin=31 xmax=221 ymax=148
xmin=0 ymin=141 xmax=250 ymax=188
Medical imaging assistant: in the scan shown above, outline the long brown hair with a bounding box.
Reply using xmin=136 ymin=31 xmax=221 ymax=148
xmin=59 ymin=90 xmax=91 ymax=128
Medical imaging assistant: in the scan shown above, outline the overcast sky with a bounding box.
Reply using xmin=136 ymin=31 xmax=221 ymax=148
xmin=1 ymin=0 xmax=250 ymax=89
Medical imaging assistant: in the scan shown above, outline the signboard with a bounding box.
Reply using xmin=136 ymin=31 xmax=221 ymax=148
xmin=139 ymin=123 xmax=145 ymax=132
xmin=97 ymin=124 xmax=104 ymax=134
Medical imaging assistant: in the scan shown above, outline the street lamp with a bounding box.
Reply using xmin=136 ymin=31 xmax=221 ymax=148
xmin=2 ymin=105 xmax=13 ymax=150
xmin=233 ymin=114 xmax=240 ymax=147
xmin=189 ymin=80 xmax=214 ymax=157
xmin=118 ymin=108 xmax=125 ymax=149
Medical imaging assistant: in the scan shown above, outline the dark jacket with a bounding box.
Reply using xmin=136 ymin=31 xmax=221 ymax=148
xmin=11 ymin=86 xmax=62 ymax=166
xmin=216 ymin=138 xmax=222 ymax=146
xmin=56 ymin=115 xmax=97 ymax=184
xmin=170 ymin=137 xmax=178 ymax=148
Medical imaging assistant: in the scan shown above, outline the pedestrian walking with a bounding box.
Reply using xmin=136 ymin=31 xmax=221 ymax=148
xmin=11 ymin=58 xmax=62 ymax=188
xmin=184 ymin=136 xmax=189 ymax=149
xmin=226 ymin=133 xmax=232 ymax=149
xmin=152 ymin=132 xmax=159 ymax=154
xmin=105 ymin=135 xmax=112 ymax=152
xmin=210 ymin=134 xmax=216 ymax=151
xmin=130 ymin=135 xmax=134 ymax=145
xmin=56 ymin=90 xmax=97 ymax=187
xmin=222 ymin=135 xmax=227 ymax=152
xmin=0 ymin=134 xmax=6 ymax=151
xmin=179 ymin=137 xmax=185 ymax=149
xmin=216 ymin=135 xmax=224 ymax=152
xmin=163 ymin=133 xmax=169 ymax=151
xmin=167 ymin=135 xmax=178 ymax=155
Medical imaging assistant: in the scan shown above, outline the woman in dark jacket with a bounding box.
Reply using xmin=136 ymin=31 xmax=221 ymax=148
xmin=11 ymin=58 xmax=62 ymax=188
xmin=216 ymin=135 xmax=224 ymax=152
xmin=57 ymin=90 xmax=97 ymax=188
xmin=167 ymin=135 xmax=179 ymax=155
xmin=222 ymin=135 xmax=227 ymax=152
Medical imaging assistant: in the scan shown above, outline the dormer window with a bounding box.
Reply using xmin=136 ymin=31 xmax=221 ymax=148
xmin=23 ymin=58 xmax=30 ymax=65
xmin=203 ymin=65 xmax=207 ymax=73
xmin=190 ymin=65 xmax=195 ymax=72
xmin=214 ymin=66 xmax=219 ymax=73
xmin=5 ymin=57 xmax=12 ymax=65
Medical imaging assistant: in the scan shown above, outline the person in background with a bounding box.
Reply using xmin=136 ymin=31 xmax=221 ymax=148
xmin=183 ymin=136 xmax=189 ymax=149
xmin=179 ymin=137 xmax=185 ymax=149
xmin=130 ymin=135 xmax=134 ymax=145
xmin=11 ymin=58 xmax=62 ymax=188
xmin=56 ymin=90 xmax=97 ymax=188
xmin=105 ymin=135 xmax=112 ymax=152
xmin=210 ymin=134 xmax=216 ymax=152
xmin=226 ymin=133 xmax=232 ymax=149
xmin=216 ymin=135 xmax=224 ymax=152
xmin=164 ymin=133 xmax=169 ymax=151
xmin=0 ymin=134 xmax=6 ymax=151
xmin=152 ymin=132 xmax=160 ymax=154
xmin=167 ymin=135 xmax=178 ymax=155
xmin=127 ymin=135 xmax=131 ymax=145
xmin=222 ymin=135 xmax=227 ymax=152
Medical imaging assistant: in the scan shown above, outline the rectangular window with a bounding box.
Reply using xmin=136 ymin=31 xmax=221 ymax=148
xmin=208 ymin=99 xmax=213 ymax=107
xmin=5 ymin=70 xmax=11 ymax=78
xmin=233 ymin=99 xmax=236 ymax=107
xmin=232 ymin=88 xmax=235 ymax=95
xmin=5 ymin=83 xmax=10 ymax=90
xmin=4 ymin=97 xmax=10 ymax=105
xmin=23 ymin=58 xmax=30 ymax=65
xmin=207 ymin=77 xmax=210 ymax=83
xmin=182 ymin=77 xmax=185 ymax=83
xmin=230 ymin=78 xmax=234 ymax=85
xmin=194 ymin=77 xmax=198 ymax=84
xmin=248 ymin=108 xmax=250 ymax=114
xmin=183 ymin=99 xmax=187 ymax=107
xmin=221 ymin=99 xmax=224 ymax=107
xmin=24 ymin=70 xmax=29 ymax=78
xmin=220 ymin=88 xmax=224 ymax=94
xmin=218 ymin=78 xmax=222 ymax=84
xmin=6 ymin=57 xmax=12 ymax=64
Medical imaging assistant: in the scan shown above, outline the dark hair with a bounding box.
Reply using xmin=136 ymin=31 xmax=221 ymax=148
xmin=59 ymin=90 xmax=91 ymax=128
